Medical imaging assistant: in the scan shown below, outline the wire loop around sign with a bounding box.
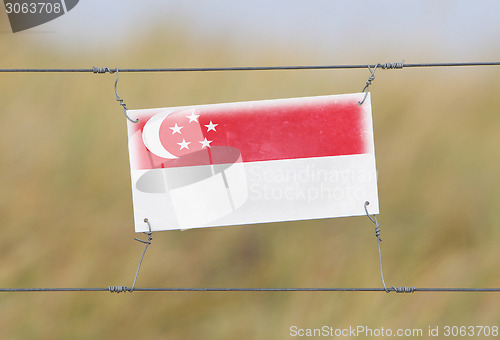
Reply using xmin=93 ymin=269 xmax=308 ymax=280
xmin=129 ymin=218 xmax=153 ymax=292
xmin=92 ymin=66 xmax=138 ymax=123
xmin=364 ymin=201 xmax=389 ymax=291
xmin=107 ymin=218 xmax=153 ymax=293
xmin=114 ymin=69 xmax=139 ymax=123
xmin=358 ymin=64 xmax=378 ymax=105
xmin=358 ymin=61 xmax=404 ymax=105
xmin=364 ymin=201 xmax=415 ymax=294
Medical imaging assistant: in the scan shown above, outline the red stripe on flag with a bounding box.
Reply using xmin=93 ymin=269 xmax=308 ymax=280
xmin=199 ymin=99 xmax=365 ymax=163
xmin=130 ymin=96 xmax=369 ymax=170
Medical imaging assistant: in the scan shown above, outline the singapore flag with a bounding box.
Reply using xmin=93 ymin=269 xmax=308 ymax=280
xmin=126 ymin=93 xmax=379 ymax=232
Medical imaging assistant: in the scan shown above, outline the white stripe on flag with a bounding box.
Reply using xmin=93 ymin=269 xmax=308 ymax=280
xmin=132 ymin=153 xmax=378 ymax=232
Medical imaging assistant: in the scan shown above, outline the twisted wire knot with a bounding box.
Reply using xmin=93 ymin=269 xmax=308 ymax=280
xmin=391 ymin=286 xmax=416 ymax=293
xmin=362 ymin=70 xmax=376 ymax=93
xmin=358 ymin=61 xmax=404 ymax=104
xmin=380 ymin=61 xmax=404 ymax=69
xmin=374 ymin=221 xmax=382 ymax=242
xmin=92 ymin=67 xmax=116 ymax=74
xmin=364 ymin=201 xmax=382 ymax=242
xmin=115 ymin=90 xmax=129 ymax=112
xmin=108 ymin=286 xmax=129 ymax=293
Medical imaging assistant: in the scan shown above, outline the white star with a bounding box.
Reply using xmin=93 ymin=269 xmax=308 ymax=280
xmin=186 ymin=111 xmax=200 ymax=123
xmin=177 ymin=139 xmax=191 ymax=150
xmin=205 ymin=121 xmax=218 ymax=132
xmin=169 ymin=123 xmax=183 ymax=135
xmin=199 ymin=138 xmax=213 ymax=149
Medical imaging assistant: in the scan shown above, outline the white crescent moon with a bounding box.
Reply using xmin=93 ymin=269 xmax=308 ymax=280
xmin=142 ymin=110 xmax=178 ymax=159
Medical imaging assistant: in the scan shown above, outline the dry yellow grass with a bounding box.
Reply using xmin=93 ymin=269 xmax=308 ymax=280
xmin=0 ymin=18 xmax=499 ymax=339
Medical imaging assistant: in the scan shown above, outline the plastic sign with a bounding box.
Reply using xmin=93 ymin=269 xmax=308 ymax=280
xmin=126 ymin=93 xmax=379 ymax=232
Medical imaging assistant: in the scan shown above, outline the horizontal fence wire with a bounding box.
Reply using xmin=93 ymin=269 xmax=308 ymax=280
xmin=1 ymin=287 xmax=500 ymax=293
xmin=0 ymin=62 xmax=500 ymax=73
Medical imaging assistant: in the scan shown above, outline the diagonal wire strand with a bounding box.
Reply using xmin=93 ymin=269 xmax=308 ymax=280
xmin=129 ymin=219 xmax=153 ymax=292
xmin=364 ymin=201 xmax=390 ymax=292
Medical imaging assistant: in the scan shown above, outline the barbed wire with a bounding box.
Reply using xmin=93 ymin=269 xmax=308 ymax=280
xmin=0 ymin=61 xmax=499 ymax=73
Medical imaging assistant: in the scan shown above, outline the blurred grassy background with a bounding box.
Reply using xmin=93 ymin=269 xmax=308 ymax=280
xmin=1 ymin=11 xmax=500 ymax=340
